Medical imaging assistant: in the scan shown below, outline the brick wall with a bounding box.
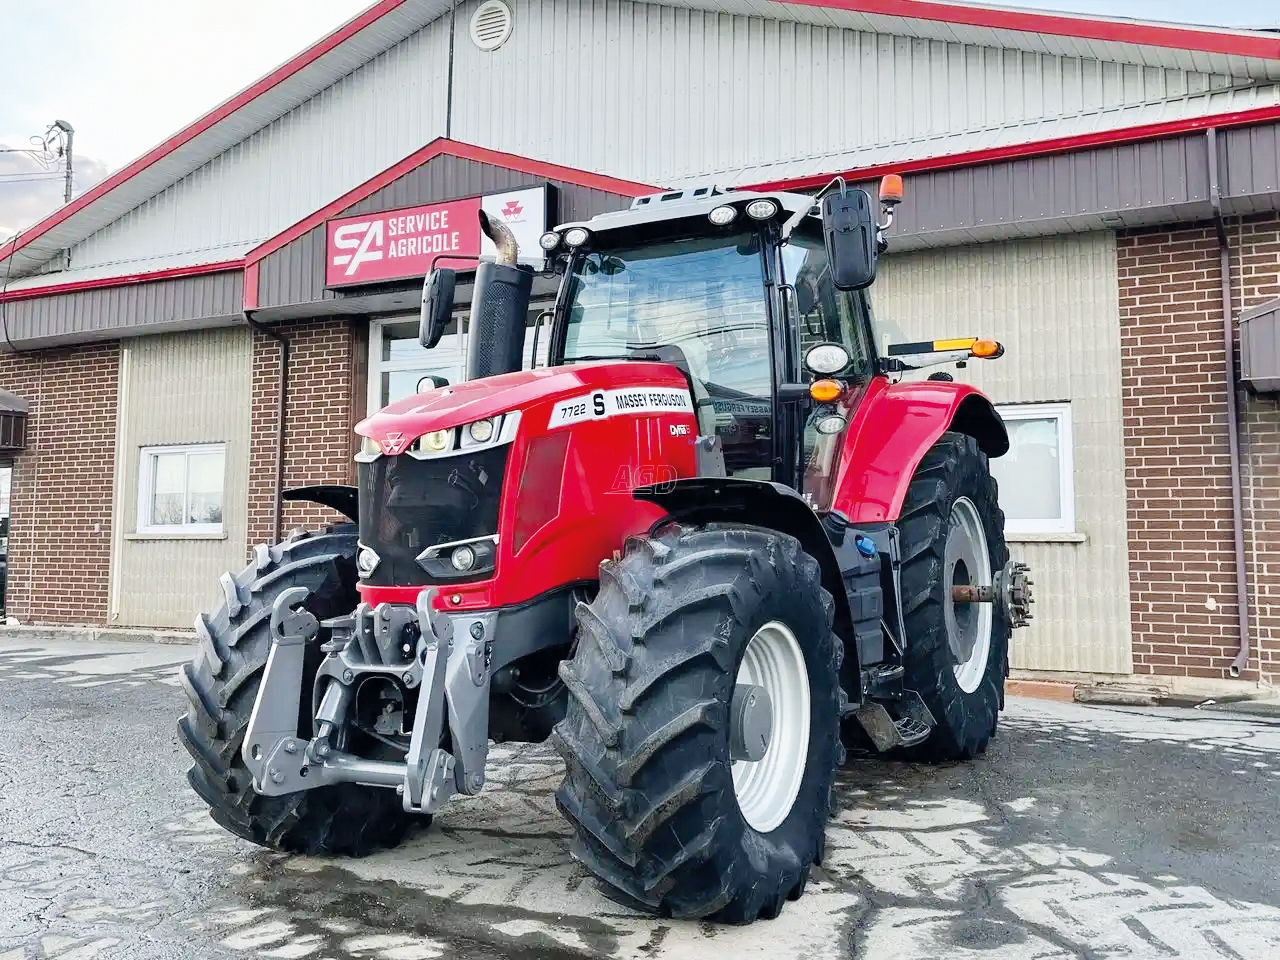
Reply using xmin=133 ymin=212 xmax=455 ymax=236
xmin=1119 ymin=214 xmax=1280 ymax=683
xmin=0 ymin=343 xmax=119 ymax=625
xmin=247 ymin=318 xmax=363 ymax=550
xmin=1235 ymin=214 xmax=1280 ymax=685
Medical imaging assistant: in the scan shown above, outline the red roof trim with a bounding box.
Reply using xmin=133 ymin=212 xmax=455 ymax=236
xmin=745 ymin=103 xmax=1280 ymax=192
xmin=787 ymin=0 xmax=1280 ymax=60
xmin=243 ymin=261 xmax=261 ymax=311
xmin=0 ymin=0 xmax=414 ymax=265
xmin=0 ymin=260 xmax=242 ymax=304
xmin=243 ymin=138 xmax=660 ymax=266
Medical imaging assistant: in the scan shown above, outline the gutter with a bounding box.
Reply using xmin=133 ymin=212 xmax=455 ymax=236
xmin=244 ymin=310 xmax=289 ymax=543
xmin=1207 ymin=127 xmax=1252 ymax=678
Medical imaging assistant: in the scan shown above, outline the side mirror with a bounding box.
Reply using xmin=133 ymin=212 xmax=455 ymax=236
xmin=821 ymin=189 xmax=878 ymax=290
xmin=416 ymin=374 xmax=448 ymax=392
xmin=419 ymin=268 xmax=456 ymax=348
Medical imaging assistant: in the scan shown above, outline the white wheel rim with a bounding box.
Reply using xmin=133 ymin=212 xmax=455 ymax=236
xmin=946 ymin=496 xmax=993 ymax=694
xmin=731 ymin=621 xmax=810 ymax=834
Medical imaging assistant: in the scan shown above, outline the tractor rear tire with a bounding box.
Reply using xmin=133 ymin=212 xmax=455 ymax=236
xmin=898 ymin=432 xmax=1011 ymax=762
xmin=177 ymin=525 xmax=419 ymax=855
xmin=553 ymin=524 xmax=842 ymax=923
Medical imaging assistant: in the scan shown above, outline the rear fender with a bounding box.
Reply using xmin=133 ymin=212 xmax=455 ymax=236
xmin=832 ymin=378 xmax=1008 ymax=523
xmin=635 ymin=477 xmax=864 ymax=703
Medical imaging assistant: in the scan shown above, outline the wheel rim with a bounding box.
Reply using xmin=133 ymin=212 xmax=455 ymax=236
xmin=731 ymin=621 xmax=810 ymax=834
xmin=945 ymin=496 xmax=993 ymax=694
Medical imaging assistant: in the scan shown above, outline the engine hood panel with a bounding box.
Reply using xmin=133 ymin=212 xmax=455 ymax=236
xmin=356 ymin=360 xmax=691 ymax=447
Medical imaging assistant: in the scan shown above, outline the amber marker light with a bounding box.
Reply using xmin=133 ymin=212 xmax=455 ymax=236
xmin=971 ymin=339 xmax=1004 ymax=358
xmin=879 ymin=174 xmax=905 ymax=205
xmin=810 ymin=379 xmax=843 ymax=403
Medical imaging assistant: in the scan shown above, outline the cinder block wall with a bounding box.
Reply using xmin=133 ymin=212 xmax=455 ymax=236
xmin=247 ymin=319 xmax=364 ymax=550
xmin=0 ymin=343 xmax=119 ymax=625
xmin=1118 ymin=214 xmax=1280 ymax=683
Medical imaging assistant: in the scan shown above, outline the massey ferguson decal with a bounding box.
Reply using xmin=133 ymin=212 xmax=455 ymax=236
xmin=325 ymin=186 xmax=548 ymax=288
xmin=549 ymin=388 xmax=694 ymax=429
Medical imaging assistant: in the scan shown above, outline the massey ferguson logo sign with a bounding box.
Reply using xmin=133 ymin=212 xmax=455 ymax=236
xmin=325 ymin=186 xmax=548 ymax=288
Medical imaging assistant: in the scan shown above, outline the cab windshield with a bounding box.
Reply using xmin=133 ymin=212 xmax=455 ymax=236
xmin=561 ymin=231 xmax=774 ymax=478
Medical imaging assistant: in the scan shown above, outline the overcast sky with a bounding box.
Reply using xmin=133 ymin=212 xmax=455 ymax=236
xmin=1 ymin=0 xmax=1277 ymax=241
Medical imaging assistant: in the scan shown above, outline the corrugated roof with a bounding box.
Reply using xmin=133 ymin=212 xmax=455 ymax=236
xmin=3 ymin=0 xmax=1279 ymax=283
xmin=702 ymin=80 xmax=1280 ymax=185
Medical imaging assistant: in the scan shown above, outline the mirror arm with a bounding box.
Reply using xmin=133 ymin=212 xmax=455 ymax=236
xmin=878 ymin=350 xmax=970 ymax=374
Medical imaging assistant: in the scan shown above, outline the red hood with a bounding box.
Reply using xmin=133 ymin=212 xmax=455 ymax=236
xmin=357 ymin=360 xmax=686 ymax=446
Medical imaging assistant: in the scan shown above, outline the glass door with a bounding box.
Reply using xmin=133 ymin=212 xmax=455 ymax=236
xmin=368 ymin=301 xmax=554 ymax=415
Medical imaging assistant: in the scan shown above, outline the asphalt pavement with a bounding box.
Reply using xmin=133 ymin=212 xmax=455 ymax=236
xmin=2 ymin=634 xmax=1279 ymax=959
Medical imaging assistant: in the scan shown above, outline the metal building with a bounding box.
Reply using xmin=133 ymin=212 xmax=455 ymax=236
xmin=2 ymin=0 xmax=1280 ymax=691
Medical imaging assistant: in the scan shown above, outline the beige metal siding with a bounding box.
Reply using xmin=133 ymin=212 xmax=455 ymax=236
xmin=109 ymin=328 xmax=252 ymax=628
xmin=449 ymin=0 xmax=1262 ymax=186
xmin=63 ymin=0 xmax=1268 ymax=275
xmin=871 ymin=232 xmax=1132 ymax=675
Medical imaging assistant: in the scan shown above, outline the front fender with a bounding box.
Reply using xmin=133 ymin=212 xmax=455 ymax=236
xmin=833 ymin=378 xmax=1008 ymax=523
xmin=283 ymin=484 xmax=359 ymax=523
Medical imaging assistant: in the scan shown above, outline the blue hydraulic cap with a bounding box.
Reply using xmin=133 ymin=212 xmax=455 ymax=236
xmin=854 ymin=535 xmax=877 ymax=559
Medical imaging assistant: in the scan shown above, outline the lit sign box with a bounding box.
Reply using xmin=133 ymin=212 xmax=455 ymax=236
xmin=325 ymin=185 xmax=549 ymax=288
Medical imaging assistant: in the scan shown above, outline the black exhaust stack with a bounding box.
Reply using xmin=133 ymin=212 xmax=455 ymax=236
xmin=466 ymin=210 xmax=533 ymax=381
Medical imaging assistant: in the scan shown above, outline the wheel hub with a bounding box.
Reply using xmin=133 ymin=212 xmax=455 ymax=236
xmin=943 ymin=497 xmax=993 ymax=695
xmin=730 ymin=621 xmax=810 ymax=834
xmin=729 ymin=683 xmax=773 ymax=762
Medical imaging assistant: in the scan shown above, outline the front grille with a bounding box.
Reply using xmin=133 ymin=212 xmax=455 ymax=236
xmin=358 ymin=445 xmax=508 ymax=585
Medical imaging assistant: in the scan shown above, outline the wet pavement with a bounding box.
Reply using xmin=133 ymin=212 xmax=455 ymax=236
xmin=2 ymin=634 xmax=1280 ymax=959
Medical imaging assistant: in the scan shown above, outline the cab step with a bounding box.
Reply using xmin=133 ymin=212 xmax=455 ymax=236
xmin=853 ymin=690 xmax=935 ymax=751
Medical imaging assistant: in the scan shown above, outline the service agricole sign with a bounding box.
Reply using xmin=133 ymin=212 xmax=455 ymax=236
xmin=324 ymin=185 xmax=548 ymax=288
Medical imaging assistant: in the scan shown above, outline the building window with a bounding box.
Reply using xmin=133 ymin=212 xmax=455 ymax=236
xmin=137 ymin=444 xmax=225 ymax=534
xmin=989 ymin=403 xmax=1075 ymax=535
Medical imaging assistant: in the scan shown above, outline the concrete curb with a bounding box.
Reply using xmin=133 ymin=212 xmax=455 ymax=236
xmin=0 ymin=624 xmax=196 ymax=646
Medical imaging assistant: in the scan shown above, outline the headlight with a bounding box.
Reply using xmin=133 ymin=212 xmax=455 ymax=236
xmin=563 ymin=227 xmax=590 ymax=248
xmin=745 ymin=198 xmax=779 ymax=220
xmin=804 ymin=342 xmax=852 ymax=375
xmin=408 ymin=429 xmax=453 ymax=458
xmin=815 ymin=414 xmax=848 ymax=435
xmin=356 ymin=546 xmax=380 ymax=577
xmin=423 ymin=430 xmax=451 ymax=452
xmin=468 ymin=418 xmax=495 ymax=443
xmin=709 ymin=205 xmax=737 ymax=226
xmin=450 ymin=545 xmax=477 ymax=571
xmin=355 ymin=435 xmax=382 ymax=462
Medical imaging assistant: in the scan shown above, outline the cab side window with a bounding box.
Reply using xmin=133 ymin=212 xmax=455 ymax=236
xmin=782 ymin=230 xmax=873 ymax=380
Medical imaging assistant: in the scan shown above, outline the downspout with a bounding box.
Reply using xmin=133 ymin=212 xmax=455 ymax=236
xmin=245 ymin=310 xmax=289 ymax=544
xmin=1207 ymin=127 xmax=1251 ymax=678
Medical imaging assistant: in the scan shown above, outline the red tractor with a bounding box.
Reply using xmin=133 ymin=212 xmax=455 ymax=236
xmin=179 ymin=177 xmax=1032 ymax=922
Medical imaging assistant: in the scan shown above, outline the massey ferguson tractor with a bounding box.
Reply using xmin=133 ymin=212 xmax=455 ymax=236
xmin=179 ymin=176 xmax=1033 ymax=923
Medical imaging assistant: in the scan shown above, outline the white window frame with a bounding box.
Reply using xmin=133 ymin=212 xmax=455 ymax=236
xmin=994 ymin=402 xmax=1075 ymax=536
xmin=136 ymin=443 xmax=226 ymax=536
xmin=368 ymin=314 xmax=468 ymax=417
xmin=367 ymin=304 xmax=554 ymax=416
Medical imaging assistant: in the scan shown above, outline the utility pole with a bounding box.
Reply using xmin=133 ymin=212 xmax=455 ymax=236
xmin=51 ymin=120 xmax=74 ymax=204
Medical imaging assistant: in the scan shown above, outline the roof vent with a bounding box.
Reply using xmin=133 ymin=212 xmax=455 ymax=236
xmin=470 ymin=0 xmax=513 ymax=51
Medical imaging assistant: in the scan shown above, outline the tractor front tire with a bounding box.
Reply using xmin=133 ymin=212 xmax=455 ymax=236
xmin=177 ymin=526 xmax=418 ymax=855
xmin=553 ymin=524 xmax=842 ymax=923
xmin=898 ymin=432 xmax=1011 ymax=762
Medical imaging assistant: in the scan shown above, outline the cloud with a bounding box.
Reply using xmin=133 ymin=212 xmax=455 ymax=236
xmin=0 ymin=148 xmax=109 ymax=245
